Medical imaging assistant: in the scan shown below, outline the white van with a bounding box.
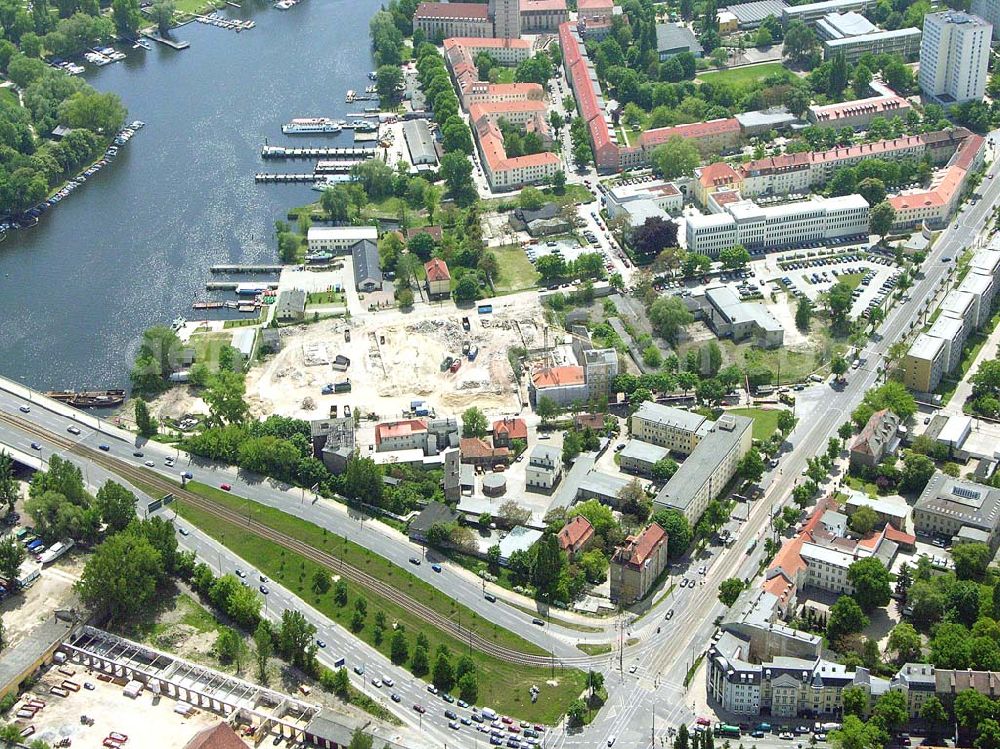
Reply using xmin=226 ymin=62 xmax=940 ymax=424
xmin=481 ymin=708 xmax=498 ymax=721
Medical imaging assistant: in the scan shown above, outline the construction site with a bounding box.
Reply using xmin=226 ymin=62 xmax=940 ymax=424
xmin=244 ymin=299 xmax=551 ymax=422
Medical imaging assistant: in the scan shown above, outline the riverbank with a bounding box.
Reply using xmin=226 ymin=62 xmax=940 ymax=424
xmin=0 ymin=0 xmax=385 ymax=391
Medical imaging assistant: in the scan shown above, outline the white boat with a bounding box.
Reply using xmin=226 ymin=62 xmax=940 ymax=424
xmin=281 ymin=117 xmax=342 ymax=134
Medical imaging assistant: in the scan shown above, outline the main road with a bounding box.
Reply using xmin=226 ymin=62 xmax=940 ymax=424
xmin=1 ymin=133 xmax=998 ymax=747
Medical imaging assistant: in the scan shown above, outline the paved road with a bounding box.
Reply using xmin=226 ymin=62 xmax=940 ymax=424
xmin=4 ymin=131 xmax=1000 ymax=747
xmin=548 ymin=129 xmax=1000 ymax=749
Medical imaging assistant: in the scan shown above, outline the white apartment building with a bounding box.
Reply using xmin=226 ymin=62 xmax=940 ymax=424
xmin=919 ymin=11 xmax=992 ymax=105
xmin=685 ymin=194 xmax=870 ymax=256
xmin=307 ymin=226 xmax=378 ymax=253
xmin=971 ymin=0 xmax=1000 ymax=38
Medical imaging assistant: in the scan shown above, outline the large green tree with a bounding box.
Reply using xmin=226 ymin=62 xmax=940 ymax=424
xmin=77 ymin=529 xmax=166 ymax=622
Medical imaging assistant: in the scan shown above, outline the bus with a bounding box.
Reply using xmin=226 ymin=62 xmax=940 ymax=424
xmin=717 ymin=724 xmax=741 ymax=738
xmin=746 ymin=538 xmax=758 ymax=555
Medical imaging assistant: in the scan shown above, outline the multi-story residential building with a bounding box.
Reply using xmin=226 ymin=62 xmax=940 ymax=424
xmin=685 ymin=195 xmax=870 ymax=256
xmin=692 ymin=162 xmax=744 ymax=208
xmin=525 ymin=444 xmax=562 ymax=491
xmin=557 ymin=516 xmax=595 ymax=558
xmin=469 ymin=100 xmax=550 ymax=144
xmin=919 ymin=11 xmax=992 ymax=106
xmin=307 ymin=226 xmax=378 ymax=253
xmin=519 ymin=0 xmax=568 ymax=32
xmin=890 ymin=131 xmax=985 ymax=229
xmin=972 ymin=0 xmax=1000 ymax=38
xmin=902 ymin=333 xmax=949 ymax=392
xmin=473 ymin=116 xmax=560 ymax=191
xmin=738 ymin=129 xmax=972 ymax=197
xmin=529 ymin=336 xmax=617 ymax=406
xmin=807 ymin=95 xmax=913 ymax=130
xmin=914 ymin=471 xmax=1000 ymax=550
xmin=375 ymin=419 xmax=428 ymax=453
xmin=654 ymin=413 xmax=754 ymax=524
xmin=414 ymin=2 xmax=493 ymax=39
xmin=639 ymin=119 xmax=742 ymax=157
xmin=576 ymin=0 xmax=614 ymax=19
xmin=823 ymin=27 xmax=921 ymax=62
xmin=460 ymin=81 xmax=545 ymax=110
xmin=492 ymin=417 xmax=528 ymax=447
xmin=630 ymin=403 xmax=707 ymax=454
xmin=849 ymin=409 xmax=900 ymax=468
xmin=424 ymin=258 xmax=451 ymax=298
xmin=490 ymin=0 xmax=522 ymax=37
xmin=610 ymin=523 xmax=668 ymax=604
xmin=958 ymin=271 xmax=995 ymax=329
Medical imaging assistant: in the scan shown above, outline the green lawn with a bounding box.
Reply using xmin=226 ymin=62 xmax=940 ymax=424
xmin=177 ymin=483 xmax=587 ymax=723
xmin=190 ymin=331 xmax=233 ymax=369
xmin=493 ymin=244 xmax=540 ymax=293
xmin=495 ymin=68 xmax=516 ymax=84
xmin=0 ymin=87 xmax=18 ymax=108
xmin=727 ymin=407 xmax=782 ymax=441
xmin=845 ymin=475 xmax=878 ymax=497
xmin=697 ymin=62 xmax=788 ymax=87
xmin=682 ymin=337 xmax=828 ymax=384
xmin=839 ymin=273 xmax=864 ymax=290
xmin=306 ymin=290 xmax=343 ymax=305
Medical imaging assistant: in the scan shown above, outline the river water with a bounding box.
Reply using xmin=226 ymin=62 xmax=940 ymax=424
xmin=0 ymin=0 xmax=379 ymax=390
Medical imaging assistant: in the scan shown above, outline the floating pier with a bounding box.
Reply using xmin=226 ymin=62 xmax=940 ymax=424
xmin=210 ymin=264 xmax=284 ymax=273
xmin=205 ymin=281 xmax=280 ymax=291
xmin=142 ymin=32 xmax=189 ymax=49
xmin=254 ymin=173 xmax=320 ymax=183
xmin=261 ymin=145 xmax=377 ymax=159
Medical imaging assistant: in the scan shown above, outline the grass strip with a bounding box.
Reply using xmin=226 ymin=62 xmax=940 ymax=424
xmin=176 ymin=484 xmax=587 ymax=722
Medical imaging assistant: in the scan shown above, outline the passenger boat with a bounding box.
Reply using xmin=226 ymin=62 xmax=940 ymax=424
xmin=281 ymin=118 xmax=342 ymax=134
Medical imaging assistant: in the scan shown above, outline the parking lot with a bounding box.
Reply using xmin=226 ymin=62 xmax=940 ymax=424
xmin=777 ymin=252 xmax=902 ymax=319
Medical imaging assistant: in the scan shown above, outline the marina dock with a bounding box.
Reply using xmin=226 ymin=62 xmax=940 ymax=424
xmin=315 ymin=160 xmax=364 ymax=173
xmin=210 ymin=264 xmax=283 ymax=273
xmin=261 ymin=145 xmax=377 ymax=159
xmin=142 ymin=32 xmax=190 ymax=49
xmin=255 ymin=173 xmax=320 ymax=183
xmin=206 ymin=281 xmax=280 ymax=291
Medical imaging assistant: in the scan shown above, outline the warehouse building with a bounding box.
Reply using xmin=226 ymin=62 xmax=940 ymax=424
xmin=723 ymin=0 xmax=788 ymax=28
xmin=655 ymin=22 xmax=704 ymax=59
xmin=403 ymin=119 xmax=438 ymax=168
xmin=704 ymin=285 xmax=785 ymax=349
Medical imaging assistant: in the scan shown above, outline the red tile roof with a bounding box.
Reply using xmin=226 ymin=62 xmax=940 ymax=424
xmin=375 ymin=419 xmax=428 ymax=445
xmin=889 ymin=166 xmax=965 ymax=211
xmin=558 ymin=515 xmax=594 ymax=551
xmin=460 ymin=437 xmax=511 ymax=459
xmin=493 ymin=417 xmax=528 ymax=440
xmin=640 ymin=118 xmax=740 ymax=149
xmin=809 ymin=95 xmax=911 ymax=123
xmin=577 ymin=0 xmax=613 ymax=9
xmin=559 ymin=22 xmax=582 ymax=68
xmin=615 ymin=523 xmax=667 ymax=568
xmin=885 ymin=525 xmax=916 ymax=547
xmin=531 ymin=365 xmax=585 ymax=388
xmin=407 ymin=225 xmax=443 ymax=240
xmin=521 ymin=0 xmax=567 ymax=10
xmin=184 ymin=723 xmax=248 ymax=749
xmin=416 ymin=2 xmax=489 ymax=18
xmin=444 ymin=36 xmax=532 ymax=49
xmin=425 ymin=258 xmax=450 ymax=282
xmin=697 ymin=161 xmax=742 ymax=190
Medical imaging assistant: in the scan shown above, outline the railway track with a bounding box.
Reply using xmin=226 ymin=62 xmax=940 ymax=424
xmin=0 ymin=410 xmax=599 ymax=669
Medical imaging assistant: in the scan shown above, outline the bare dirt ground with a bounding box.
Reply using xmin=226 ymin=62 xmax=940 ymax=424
xmin=244 ymin=302 xmax=549 ymax=422
xmin=13 ymin=670 xmax=234 ymax=749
